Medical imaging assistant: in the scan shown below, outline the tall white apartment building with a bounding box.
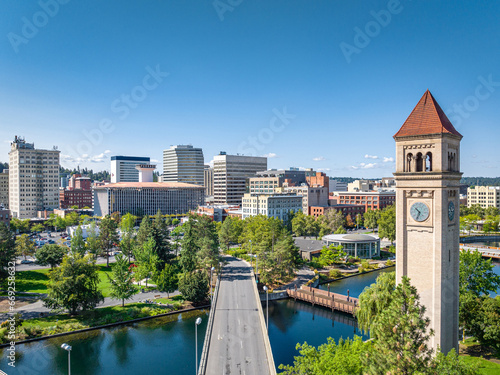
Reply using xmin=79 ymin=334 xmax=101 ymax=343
xmin=242 ymin=193 xmax=302 ymax=220
xmin=0 ymin=170 xmax=8 ymax=209
xmin=467 ymin=186 xmax=500 ymax=209
xmin=9 ymin=137 xmax=60 ymax=219
xmin=111 ymin=156 xmax=150 ymax=183
xmin=163 ymin=145 xmax=204 ymax=186
xmin=213 ymin=153 xmax=267 ymax=205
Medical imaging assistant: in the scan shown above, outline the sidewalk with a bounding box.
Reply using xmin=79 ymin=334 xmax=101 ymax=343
xmin=273 ymin=266 xmax=315 ymax=291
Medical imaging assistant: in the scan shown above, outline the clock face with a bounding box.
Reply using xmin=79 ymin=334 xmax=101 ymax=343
xmin=410 ymin=202 xmax=430 ymax=222
xmin=448 ymin=201 xmax=455 ymax=221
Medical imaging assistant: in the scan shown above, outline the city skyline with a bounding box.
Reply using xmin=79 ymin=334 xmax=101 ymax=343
xmin=1 ymin=1 xmax=499 ymax=178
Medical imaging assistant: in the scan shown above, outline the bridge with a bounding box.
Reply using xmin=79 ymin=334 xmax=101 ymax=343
xmin=199 ymin=257 xmax=276 ymax=375
xmin=460 ymin=244 xmax=500 ymax=260
xmin=287 ymin=286 xmax=358 ymax=315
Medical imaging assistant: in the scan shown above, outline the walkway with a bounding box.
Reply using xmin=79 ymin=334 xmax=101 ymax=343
xmin=287 ymin=286 xmax=358 ymax=315
xmin=460 ymin=244 xmax=500 ymax=260
xmin=205 ymin=257 xmax=274 ymax=375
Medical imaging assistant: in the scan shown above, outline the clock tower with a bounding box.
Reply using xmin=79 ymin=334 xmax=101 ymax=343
xmin=393 ymin=90 xmax=462 ymax=354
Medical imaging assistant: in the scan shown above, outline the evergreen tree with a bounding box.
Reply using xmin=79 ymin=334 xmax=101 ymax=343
xmin=155 ymin=263 xmax=178 ymax=298
xmin=179 ymin=220 xmax=199 ymax=273
xmin=107 ymin=253 xmax=137 ymax=306
xmin=364 ymin=276 xmax=434 ymax=375
xmin=178 ymin=270 xmax=209 ymax=304
xmin=98 ymin=216 xmax=119 ymax=266
xmin=0 ymin=222 xmax=16 ymax=285
xmin=151 ymin=209 xmax=172 ymax=265
xmin=136 ymin=216 xmax=152 ymax=247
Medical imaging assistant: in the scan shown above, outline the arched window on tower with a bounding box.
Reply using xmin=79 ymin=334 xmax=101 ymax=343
xmin=406 ymin=153 xmax=413 ymax=172
xmin=425 ymin=152 xmax=432 ymax=172
xmin=416 ymin=152 xmax=423 ymax=172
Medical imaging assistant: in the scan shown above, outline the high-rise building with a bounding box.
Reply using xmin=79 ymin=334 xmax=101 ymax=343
xmin=242 ymin=193 xmax=302 ymax=220
xmin=204 ymin=165 xmax=214 ymax=196
xmin=9 ymin=136 xmax=60 ymax=219
xmin=0 ymin=170 xmax=8 ymax=209
xmin=163 ymin=145 xmax=204 ymax=186
xmin=111 ymin=156 xmax=150 ymax=183
xmin=213 ymin=153 xmax=267 ymax=205
xmin=467 ymin=186 xmax=500 ymax=209
xmin=394 ymin=90 xmax=461 ymax=354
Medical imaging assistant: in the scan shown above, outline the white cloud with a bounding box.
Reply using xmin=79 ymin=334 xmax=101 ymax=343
xmin=317 ymin=168 xmax=331 ymax=172
xmin=383 ymin=157 xmax=394 ymax=163
xmin=61 ymin=152 xmax=109 ymax=164
xmin=313 ymin=156 xmax=325 ymax=161
xmin=151 ymin=159 xmax=160 ymax=163
xmin=104 ymin=150 xmax=111 ymax=154
xmin=262 ymin=153 xmax=278 ymax=158
xmin=351 ymin=162 xmax=378 ymax=170
xmin=364 ymin=154 xmax=379 ymax=159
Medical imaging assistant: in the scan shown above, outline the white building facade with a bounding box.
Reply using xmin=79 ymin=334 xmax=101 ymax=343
xmin=111 ymin=156 xmax=150 ymax=183
xmin=242 ymin=193 xmax=302 ymax=220
xmin=9 ymin=137 xmax=60 ymax=219
xmin=467 ymin=186 xmax=500 ymax=209
xmin=0 ymin=170 xmax=8 ymax=209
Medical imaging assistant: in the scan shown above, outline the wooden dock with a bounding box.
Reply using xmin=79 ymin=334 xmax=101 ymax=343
xmin=286 ymin=286 xmax=358 ymax=315
xmin=460 ymin=245 xmax=500 ymax=260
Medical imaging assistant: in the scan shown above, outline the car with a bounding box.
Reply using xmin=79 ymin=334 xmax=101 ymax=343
xmin=21 ymin=260 xmax=33 ymax=264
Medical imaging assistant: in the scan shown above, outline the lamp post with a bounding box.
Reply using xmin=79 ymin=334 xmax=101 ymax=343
xmin=263 ymin=285 xmax=269 ymax=332
xmin=61 ymin=343 xmax=72 ymax=375
xmin=256 ymin=254 xmax=259 ymax=284
xmin=210 ymin=266 xmax=215 ymax=304
xmin=195 ymin=317 xmax=202 ymax=374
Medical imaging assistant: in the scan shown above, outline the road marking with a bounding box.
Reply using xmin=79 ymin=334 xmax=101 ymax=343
xmin=240 ymin=340 xmax=243 ymax=348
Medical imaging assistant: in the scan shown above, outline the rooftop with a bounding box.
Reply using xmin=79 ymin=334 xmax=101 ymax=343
xmin=394 ymin=90 xmax=462 ymax=138
xmin=94 ymin=182 xmax=203 ymax=189
xmin=323 ymin=233 xmax=379 ymax=242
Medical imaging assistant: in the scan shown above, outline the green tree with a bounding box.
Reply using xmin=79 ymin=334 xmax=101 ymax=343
xmin=356 ymin=271 xmax=395 ymax=334
xmin=323 ymin=209 xmax=345 ymax=233
xmin=364 ymin=276 xmax=434 ymax=375
xmin=430 ymin=349 xmax=479 ymax=374
xmin=136 ymin=216 xmax=152 ymax=247
xmin=172 ymin=218 xmax=180 ymax=226
xmin=107 ymin=253 xmax=137 ymax=307
xmin=120 ymin=213 xmax=137 ymax=263
xmin=98 ymin=216 xmax=119 ymax=267
xmin=465 ymin=295 xmax=500 ymax=351
xmin=65 ymin=211 xmax=80 ymax=227
xmin=133 ymin=237 xmax=159 ymax=287
xmin=355 ymin=213 xmax=363 ymax=229
xmin=86 ymin=221 xmax=100 ymax=259
xmin=279 ymin=336 xmax=368 ymax=375
xmin=35 ymin=244 xmax=67 ymax=268
xmin=218 ymin=216 xmax=242 ymax=250
xmin=44 ymin=254 xmax=104 ymax=315
xmin=178 ymin=270 xmax=209 ymax=304
xmin=318 ymin=244 xmax=346 ymax=267
xmin=459 ymin=249 xmax=500 ymax=297
xmin=364 ymin=209 xmax=380 ymax=233
xmin=10 ymin=218 xmax=30 ymax=233
xmin=291 ymin=211 xmax=307 ymax=237
xmin=179 ymin=219 xmax=200 ymax=272
xmin=155 ymin=264 xmax=178 ymax=298
xmin=30 ymin=223 xmax=44 ymax=234
xmin=378 ymin=205 xmax=396 ymax=244
xmin=150 ymin=209 xmax=172 ymax=265
xmin=0 ymin=222 xmax=16 ymax=285
xmin=54 ymin=216 xmax=67 ymax=231
xmin=70 ymin=226 xmax=86 ymax=256
xmin=15 ymin=234 xmax=36 ymax=260
xmin=485 ymin=206 xmax=499 ymax=218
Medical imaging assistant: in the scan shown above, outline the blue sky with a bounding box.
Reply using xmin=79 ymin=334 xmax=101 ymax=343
xmin=1 ymin=0 xmax=499 ymax=178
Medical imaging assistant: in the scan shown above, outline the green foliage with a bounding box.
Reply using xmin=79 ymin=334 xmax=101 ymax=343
xmin=318 ymin=244 xmax=346 ymax=267
xmin=461 ymin=294 xmax=500 ymax=351
xmin=44 ymin=254 xmax=104 ymax=315
xmin=291 ymin=211 xmax=320 ymax=238
xmin=150 ymin=209 xmax=173 ymax=266
xmin=179 ymin=219 xmax=199 ymax=273
xmin=0 ymin=222 xmax=16 ymax=285
xmin=155 ymin=264 xmax=178 ymax=298
xmin=328 ymin=269 xmax=342 ymax=279
xmin=172 ymin=218 xmax=180 ymax=226
xmin=178 ymin=270 xmax=209 ymax=304
xmin=15 ymin=233 xmax=35 ymax=260
xmin=9 ymin=218 xmax=31 ymax=233
xmin=133 ymin=237 xmax=160 ymax=287
xmin=278 ymin=336 xmax=369 ymax=375
xmin=431 ymin=349 xmax=479 ymax=374
xmin=107 ymin=253 xmax=137 ymax=307
xmin=35 ymin=244 xmax=67 ymax=268
xmin=459 ymin=249 xmax=500 ymax=297
xmin=364 ymin=209 xmax=380 ymax=232
xmin=31 ymin=223 xmax=45 ymax=233
xmin=218 ymin=216 xmax=243 ymax=250
xmin=378 ymin=205 xmax=396 ymax=244
xmin=70 ymin=226 xmax=86 ymax=256
xmin=322 ymin=209 xmax=345 ymax=234
xmin=98 ymin=215 xmax=119 ymax=266
xmin=85 ymin=221 xmax=100 ymax=259
xmin=364 ymin=276 xmax=434 ymax=375
xmin=356 ymin=271 xmax=395 ymax=334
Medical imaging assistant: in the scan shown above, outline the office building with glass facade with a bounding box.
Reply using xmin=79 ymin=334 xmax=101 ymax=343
xmin=323 ymin=233 xmax=380 ymax=259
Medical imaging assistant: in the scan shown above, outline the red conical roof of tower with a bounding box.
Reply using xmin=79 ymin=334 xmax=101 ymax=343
xmin=394 ymin=90 xmax=462 ymax=138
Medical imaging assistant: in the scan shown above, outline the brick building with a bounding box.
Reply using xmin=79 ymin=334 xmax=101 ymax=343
xmin=331 ymin=191 xmax=395 ymax=211
xmin=310 ymin=204 xmax=365 ymax=219
xmin=0 ymin=204 xmax=11 ymax=225
xmin=59 ymin=174 xmax=93 ymax=209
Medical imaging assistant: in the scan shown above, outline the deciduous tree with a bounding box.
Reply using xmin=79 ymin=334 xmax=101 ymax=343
xmin=35 ymin=244 xmax=66 ymax=268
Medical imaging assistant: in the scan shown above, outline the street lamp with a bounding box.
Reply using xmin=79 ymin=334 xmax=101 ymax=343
xmin=256 ymin=254 xmax=259 ymax=284
xmin=195 ymin=317 xmax=202 ymax=374
xmin=263 ymin=285 xmax=269 ymax=332
xmin=210 ymin=266 xmax=215 ymax=304
xmin=61 ymin=343 xmax=72 ymax=375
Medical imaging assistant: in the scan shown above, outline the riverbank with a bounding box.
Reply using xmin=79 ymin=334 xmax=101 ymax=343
xmin=0 ymin=297 xmax=206 ymax=347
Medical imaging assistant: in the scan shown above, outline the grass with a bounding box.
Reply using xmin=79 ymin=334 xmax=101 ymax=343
xmin=13 ymin=264 xmax=123 ymax=297
xmin=0 ymin=302 xmax=188 ymax=344
xmin=460 ymin=356 xmax=500 ymax=375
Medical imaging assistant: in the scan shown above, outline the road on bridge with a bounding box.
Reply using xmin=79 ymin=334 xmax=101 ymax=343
xmin=205 ymin=257 xmax=272 ymax=375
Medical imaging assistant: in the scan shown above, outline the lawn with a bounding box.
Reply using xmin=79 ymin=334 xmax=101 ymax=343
xmin=14 ymin=264 xmax=119 ymax=297
xmin=460 ymin=356 xmax=500 ymax=375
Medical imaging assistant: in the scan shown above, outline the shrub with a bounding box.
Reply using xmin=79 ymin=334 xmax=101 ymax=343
xmin=385 ymin=259 xmax=394 ymax=267
xmin=329 ymin=269 xmax=342 ymax=279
